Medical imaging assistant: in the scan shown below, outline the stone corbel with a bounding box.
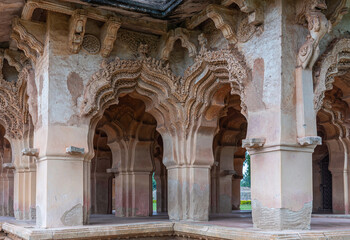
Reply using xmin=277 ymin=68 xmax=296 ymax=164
xmin=221 ymin=0 xmax=264 ymax=25
xmin=11 ymin=33 xmax=37 ymax=64
xmin=187 ymin=4 xmax=238 ymax=44
xmin=296 ymin=0 xmax=332 ymax=70
xmin=223 ymin=169 xmax=237 ymax=176
xmin=12 ymin=17 xmax=45 ymax=60
xmin=66 ymin=146 xmax=85 ymax=155
xmin=4 ymin=49 xmax=27 ymax=72
xmin=2 ymin=163 xmax=15 ymax=170
xmin=68 ymin=9 xmax=88 ymax=54
xmin=100 ymin=17 xmax=121 ymax=58
xmin=297 ymin=136 xmax=322 ymax=146
xmin=22 ymin=148 xmax=39 ymax=157
xmin=242 ymin=138 xmax=265 ymax=148
xmin=161 ymin=28 xmax=197 ymax=61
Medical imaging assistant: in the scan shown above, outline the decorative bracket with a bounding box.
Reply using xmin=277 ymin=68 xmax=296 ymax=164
xmin=2 ymin=163 xmax=15 ymax=170
xmin=221 ymin=0 xmax=264 ymax=25
xmin=296 ymin=0 xmax=332 ymax=70
xmin=100 ymin=17 xmax=121 ymax=58
xmin=68 ymin=9 xmax=87 ymax=54
xmin=12 ymin=17 xmax=45 ymax=63
xmin=187 ymin=4 xmax=238 ymax=44
xmin=223 ymin=169 xmax=237 ymax=176
xmin=22 ymin=148 xmax=39 ymax=157
xmin=297 ymin=136 xmax=322 ymax=146
xmin=161 ymin=28 xmax=197 ymax=61
xmin=242 ymin=138 xmax=266 ymax=148
xmin=66 ymin=146 xmax=85 ymax=155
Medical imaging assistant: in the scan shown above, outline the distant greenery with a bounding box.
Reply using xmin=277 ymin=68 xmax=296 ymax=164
xmin=240 ymin=204 xmax=252 ymax=210
xmin=152 ymin=172 xmax=156 ymax=190
xmin=240 ymin=152 xmax=251 ymax=188
xmin=241 ymin=200 xmax=251 ymax=205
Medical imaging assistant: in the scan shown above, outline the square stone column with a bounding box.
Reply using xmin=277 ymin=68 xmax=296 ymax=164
xmin=249 ymin=146 xmax=314 ymax=230
xmin=168 ymin=166 xmax=210 ymax=221
xmin=34 ymin=125 xmax=88 ymax=228
xmin=36 ymin=156 xmax=84 ymax=228
xmin=114 ymin=172 xmax=152 ymax=217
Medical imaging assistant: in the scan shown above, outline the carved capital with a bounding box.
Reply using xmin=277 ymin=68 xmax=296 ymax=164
xmin=297 ymin=136 xmax=322 ymax=146
xmin=100 ymin=17 xmax=121 ymax=58
xmin=68 ymin=9 xmax=88 ymax=54
xmin=161 ymin=28 xmax=197 ymax=61
xmin=242 ymin=138 xmax=265 ymax=148
xmin=22 ymin=148 xmax=39 ymax=157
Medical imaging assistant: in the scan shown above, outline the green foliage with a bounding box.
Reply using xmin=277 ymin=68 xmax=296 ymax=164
xmin=240 ymin=200 xmax=251 ymax=205
xmin=152 ymin=172 xmax=156 ymax=190
xmin=240 ymin=152 xmax=251 ymax=187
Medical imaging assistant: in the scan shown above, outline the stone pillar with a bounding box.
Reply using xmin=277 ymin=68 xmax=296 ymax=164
xmin=154 ymin=157 xmax=167 ymax=213
xmin=107 ymin=138 xmax=154 ymax=217
xmin=232 ymin=157 xmax=245 ymax=210
xmin=242 ymin=0 xmax=324 ymax=230
xmin=214 ymin=146 xmax=236 ymax=213
xmin=35 ymin=126 xmax=88 ymax=228
xmin=162 ymin=120 xmax=217 ymax=221
xmin=327 ymin=139 xmax=350 ymax=214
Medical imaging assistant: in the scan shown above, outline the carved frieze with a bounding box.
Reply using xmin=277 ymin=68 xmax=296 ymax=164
xmin=68 ymin=9 xmax=88 ymax=54
xmin=100 ymin=17 xmax=121 ymax=58
xmin=117 ymin=29 xmax=160 ymax=57
xmin=161 ymin=28 xmax=197 ymax=61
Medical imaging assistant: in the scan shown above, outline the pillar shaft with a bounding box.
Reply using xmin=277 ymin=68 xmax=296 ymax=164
xmin=168 ymin=166 xmax=210 ymax=221
xmin=250 ymin=147 xmax=313 ymax=230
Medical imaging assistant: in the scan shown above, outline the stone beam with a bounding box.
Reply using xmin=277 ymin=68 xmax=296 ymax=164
xmin=22 ymin=0 xmax=167 ymax=35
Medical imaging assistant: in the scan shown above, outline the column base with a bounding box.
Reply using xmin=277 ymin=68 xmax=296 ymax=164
xmin=252 ymin=199 xmax=312 ymax=230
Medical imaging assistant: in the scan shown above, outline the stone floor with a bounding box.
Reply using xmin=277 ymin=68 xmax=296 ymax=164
xmin=1 ymin=211 xmax=350 ymax=239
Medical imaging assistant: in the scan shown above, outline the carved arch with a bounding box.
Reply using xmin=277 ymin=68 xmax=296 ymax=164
xmin=82 ymin=49 xmax=249 ymax=166
xmin=314 ymin=38 xmax=350 ymax=112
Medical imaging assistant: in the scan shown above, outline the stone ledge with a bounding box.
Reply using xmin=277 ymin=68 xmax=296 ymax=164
xmin=2 ymin=221 xmax=350 ymax=240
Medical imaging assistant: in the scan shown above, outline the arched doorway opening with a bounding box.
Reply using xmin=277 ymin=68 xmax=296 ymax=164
xmin=90 ymin=93 xmax=166 ymax=218
xmin=211 ymin=94 xmax=247 ymax=214
xmin=0 ymin=124 xmax=14 ymax=217
xmin=314 ymin=78 xmax=350 ymax=214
